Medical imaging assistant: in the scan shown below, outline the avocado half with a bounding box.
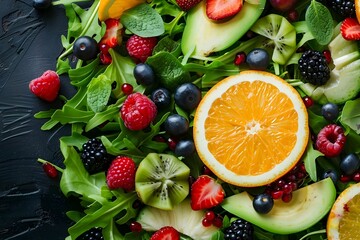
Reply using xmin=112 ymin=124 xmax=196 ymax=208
xmin=221 ymin=178 xmax=336 ymax=235
xmin=181 ymin=0 xmax=266 ymax=59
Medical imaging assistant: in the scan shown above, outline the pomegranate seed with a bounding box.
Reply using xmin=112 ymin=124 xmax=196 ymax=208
xmin=99 ymin=43 xmax=110 ymax=53
xmin=153 ymin=135 xmax=166 ymax=143
xmin=282 ymin=193 xmax=293 ymax=203
xmin=299 ymin=163 xmax=306 ymax=173
xmin=289 ymin=182 xmax=298 ymax=191
xmin=129 ymin=222 xmax=142 ymax=232
xmin=188 ymin=175 xmax=196 ymax=186
xmin=233 ymin=52 xmax=246 ymax=66
xmin=302 ymin=96 xmax=314 ymax=108
xmin=296 ymin=172 xmax=305 ymax=179
xmin=212 ymin=216 xmax=223 ymax=228
xmin=132 ymin=199 xmax=142 ymax=209
xmin=202 ymin=217 xmax=213 ymax=227
xmin=352 ymin=172 xmax=360 ymax=182
xmin=205 ymin=211 xmax=215 ymax=221
xmin=286 ymin=174 xmax=296 ymax=182
xmin=42 ymin=163 xmax=58 ymax=178
xmin=323 ymin=50 xmax=332 ymax=64
xmin=340 ymin=174 xmax=351 ymax=183
xmin=121 ymin=83 xmax=133 ymax=95
xmin=202 ymin=165 xmax=213 ymax=175
xmin=283 ymin=184 xmax=292 ymax=194
xmin=167 ymin=137 xmax=178 ymax=150
xmin=287 ymin=10 xmax=299 ymax=22
xmin=271 ymin=190 xmax=284 ymax=199
xmin=100 ymin=51 xmax=112 ymax=65
xmin=276 ymin=179 xmax=286 ymax=188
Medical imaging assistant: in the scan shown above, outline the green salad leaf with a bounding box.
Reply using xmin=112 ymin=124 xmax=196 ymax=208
xmin=87 ymin=74 xmax=112 ymax=113
xmin=121 ymin=3 xmax=165 ymax=37
xmin=305 ymin=0 xmax=334 ymax=45
xmin=341 ymin=98 xmax=360 ymax=134
xmin=303 ymin=140 xmax=324 ymax=182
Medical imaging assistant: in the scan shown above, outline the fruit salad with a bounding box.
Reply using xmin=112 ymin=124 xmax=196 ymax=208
xmin=31 ymin=0 xmax=360 ymax=239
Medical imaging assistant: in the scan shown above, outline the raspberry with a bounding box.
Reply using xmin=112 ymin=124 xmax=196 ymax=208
xmin=106 ymin=156 xmax=136 ymax=191
xmin=316 ymin=124 xmax=346 ymax=157
xmin=126 ymin=35 xmax=157 ymax=63
xmin=29 ymin=70 xmax=60 ymax=102
xmin=120 ymin=93 xmax=157 ymax=131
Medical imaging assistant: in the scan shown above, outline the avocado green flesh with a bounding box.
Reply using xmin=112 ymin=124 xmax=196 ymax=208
xmin=221 ymin=178 xmax=336 ymax=235
xmin=181 ymin=0 xmax=266 ymax=59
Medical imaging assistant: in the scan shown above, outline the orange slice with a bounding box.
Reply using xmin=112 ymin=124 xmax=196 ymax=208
xmin=327 ymin=183 xmax=360 ymax=240
xmin=193 ymin=70 xmax=309 ymax=187
xmin=356 ymin=0 xmax=360 ymax=24
xmin=98 ymin=0 xmax=145 ymax=21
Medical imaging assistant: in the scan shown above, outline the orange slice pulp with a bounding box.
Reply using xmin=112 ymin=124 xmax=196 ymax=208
xmin=98 ymin=0 xmax=145 ymax=21
xmin=193 ymin=70 xmax=309 ymax=187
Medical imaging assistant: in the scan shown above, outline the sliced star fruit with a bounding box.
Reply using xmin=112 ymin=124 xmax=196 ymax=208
xmin=135 ymin=153 xmax=190 ymax=210
xmin=251 ymin=14 xmax=297 ymax=65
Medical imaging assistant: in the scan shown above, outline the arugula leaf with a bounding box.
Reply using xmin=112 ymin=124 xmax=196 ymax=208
xmin=305 ymin=0 xmax=333 ymax=45
xmin=121 ymin=3 xmax=165 ymax=37
xmin=87 ymin=74 xmax=112 ymax=113
xmin=59 ymin=140 xmax=108 ymax=204
xmin=68 ymin=58 xmax=106 ymax=87
xmin=303 ymin=139 xmax=324 ymax=182
xmin=57 ymin=0 xmax=105 ymax=66
xmin=340 ymin=98 xmax=360 ymax=134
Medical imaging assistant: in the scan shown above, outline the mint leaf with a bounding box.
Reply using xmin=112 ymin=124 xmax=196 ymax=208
xmin=305 ymin=0 xmax=333 ymax=45
xmin=340 ymin=98 xmax=360 ymax=134
xmin=153 ymin=36 xmax=181 ymax=56
xmin=121 ymin=3 xmax=164 ymax=37
xmin=87 ymin=74 xmax=112 ymax=113
xmin=146 ymin=51 xmax=190 ymax=90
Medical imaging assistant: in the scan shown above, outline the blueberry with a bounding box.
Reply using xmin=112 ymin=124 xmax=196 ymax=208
xmin=253 ymin=193 xmax=274 ymax=214
xmin=174 ymin=83 xmax=201 ymax=112
xmin=133 ymin=63 xmax=155 ymax=86
xmin=151 ymin=88 xmax=171 ymax=109
xmin=322 ymin=169 xmax=339 ymax=184
xmin=340 ymin=153 xmax=360 ymax=176
xmin=164 ymin=114 xmax=189 ymax=136
xmin=73 ymin=36 xmax=99 ymax=61
xmin=33 ymin=0 xmax=52 ymax=9
xmin=174 ymin=139 xmax=195 ymax=157
xmin=246 ymin=48 xmax=270 ymax=70
xmin=321 ymin=103 xmax=339 ymax=121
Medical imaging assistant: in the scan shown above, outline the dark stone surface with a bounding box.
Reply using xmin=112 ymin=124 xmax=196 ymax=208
xmin=0 ymin=1 xmax=78 ymax=239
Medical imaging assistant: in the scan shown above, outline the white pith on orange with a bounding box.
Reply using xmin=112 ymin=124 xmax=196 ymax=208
xmin=327 ymin=182 xmax=360 ymax=240
xmin=193 ymin=70 xmax=309 ymax=187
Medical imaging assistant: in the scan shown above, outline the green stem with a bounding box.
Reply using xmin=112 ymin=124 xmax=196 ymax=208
xmin=37 ymin=158 xmax=64 ymax=173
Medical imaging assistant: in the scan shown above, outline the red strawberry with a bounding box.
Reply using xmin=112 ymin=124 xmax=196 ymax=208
xmin=340 ymin=18 xmax=360 ymax=41
xmin=29 ymin=70 xmax=60 ymax=102
xmin=106 ymin=156 xmax=136 ymax=191
xmin=316 ymin=124 xmax=346 ymax=158
xmin=190 ymin=175 xmax=225 ymax=210
xmin=206 ymin=0 xmax=243 ymax=21
xmin=176 ymin=0 xmax=202 ymax=11
xmin=150 ymin=226 xmax=180 ymax=240
xmin=99 ymin=18 xmax=122 ymax=48
xmin=120 ymin=93 xmax=157 ymax=131
xmin=126 ymin=35 xmax=157 ymax=63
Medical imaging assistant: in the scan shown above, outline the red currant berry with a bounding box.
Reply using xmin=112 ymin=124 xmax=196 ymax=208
xmin=42 ymin=163 xmax=58 ymax=178
xmin=153 ymin=135 xmax=166 ymax=143
xmin=121 ymin=83 xmax=133 ymax=95
xmin=205 ymin=211 xmax=215 ymax=221
xmin=202 ymin=217 xmax=213 ymax=227
xmin=212 ymin=216 xmax=223 ymax=228
xmin=234 ymin=52 xmax=246 ymax=66
xmin=287 ymin=9 xmax=299 ymax=22
xmin=271 ymin=190 xmax=284 ymax=199
xmin=202 ymin=165 xmax=213 ymax=175
xmin=129 ymin=222 xmax=142 ymax=232
xmin=282 ymin=193 xmax=292 ymax=203
xmin=340 ymin=174 xmax=351 ymax=183
xmin=352 ymin=172 xmax=360 ymax=182
xmin=100 ymin=51 xmax=112 ymax=65
xmin=167 ymin=137 xmax=178 ymax=151
xmin=302 ymin=96 xmax=314 ymax=108
xmin=99 ymin=43 xmax=110 ymax=53
xmin=323 ymin=50 xmax=332 ymax=64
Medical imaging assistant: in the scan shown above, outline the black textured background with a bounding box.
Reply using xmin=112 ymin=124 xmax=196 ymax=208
xmin=0 ymin=1 xmax=78 ymax=239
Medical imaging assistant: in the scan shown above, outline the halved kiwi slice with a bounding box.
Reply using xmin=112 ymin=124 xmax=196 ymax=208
xmin=251 ymin=14 xmax=296 ymax=65
xmin=135 ymin=153 xmax=190 ymax=210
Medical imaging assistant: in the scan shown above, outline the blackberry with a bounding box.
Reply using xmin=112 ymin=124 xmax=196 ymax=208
xmin=81 ymin=138 xmax=111 ymax=174
xmin=224 ymin=218 xmax=254 ymax=240
xmin=298 ymin=50 xmax=330 ymax=86
xmin=327 ymin=0 xmax=355 ymax=19
xmin=78 ymin=227 xmax=104 ymax=240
